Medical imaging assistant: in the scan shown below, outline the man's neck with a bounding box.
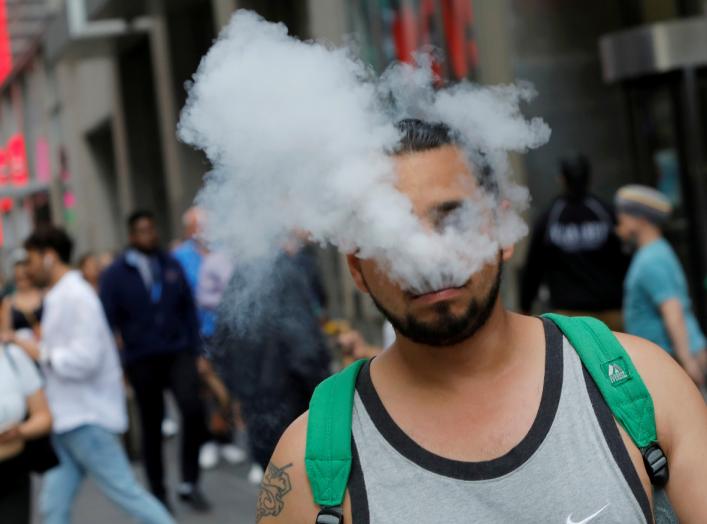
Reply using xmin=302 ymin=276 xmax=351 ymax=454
xmin=49 ymin=265 xmax=71 ymax=288
xmin=383 ymin=301 xmax=531 ymax=391
xmin=637 ymin=226 xmax=662 ymax=248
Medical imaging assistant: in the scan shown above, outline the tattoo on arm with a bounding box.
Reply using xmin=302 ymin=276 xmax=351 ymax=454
xmin=256 ymin=462 xmax=293 ymax=522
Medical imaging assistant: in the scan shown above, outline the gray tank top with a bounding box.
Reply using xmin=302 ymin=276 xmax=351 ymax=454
xmin=349 ymin=320 xmax=652 ymax=523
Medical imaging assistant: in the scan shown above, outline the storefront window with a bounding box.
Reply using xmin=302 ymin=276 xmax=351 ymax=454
xmin=349 ymin=0 xmax=478 ymax=81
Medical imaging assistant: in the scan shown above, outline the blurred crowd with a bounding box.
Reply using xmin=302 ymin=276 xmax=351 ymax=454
xmin=1 ymin=152 xmax=706 ymax=523
xmin=521 ymin=153 xmax=707 ymax=386
xmin=0 ymin=206 xmax=356 ymax=523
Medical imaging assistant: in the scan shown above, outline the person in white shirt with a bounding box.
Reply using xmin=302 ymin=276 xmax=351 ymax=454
xmin=16 ymin=226 xmax=174 ymax=524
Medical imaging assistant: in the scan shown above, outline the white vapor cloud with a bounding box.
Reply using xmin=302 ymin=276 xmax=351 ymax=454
xmin=178 ymin=10 xmax=550 ymax=311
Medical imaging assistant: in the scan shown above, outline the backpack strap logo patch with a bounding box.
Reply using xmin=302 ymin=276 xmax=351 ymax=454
xmin=604 ymin=357 xmax=631 ymax=386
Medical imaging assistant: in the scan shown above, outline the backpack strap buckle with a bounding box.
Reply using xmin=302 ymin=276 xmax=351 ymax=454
xmin=316 ymin=505 xmax=344 ymax=524
xmin=641 ymin=442 xmax=669 ymax=487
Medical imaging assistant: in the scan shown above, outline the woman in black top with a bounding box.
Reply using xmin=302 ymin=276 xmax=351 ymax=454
xmin=0 ymin=255 xmax=51 ymax=524
xmin=1 ymin=257 xmax=43 ymax=340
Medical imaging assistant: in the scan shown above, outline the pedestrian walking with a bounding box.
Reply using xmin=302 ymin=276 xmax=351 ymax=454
xmin=0 ymin=340 xmax=52 ymax=524
xmin=215 ymin=244 xmax=331 ymax=474
xmin=100 ymin=211 xmax=211 ymax=512
xmin=173 ymin=207 xmax=246 ymax=470
xmin=1 ymin=253 xmax=44 ymax=341
xmin=258 ymin=119 xmax=707 ymax=523
xmin=615 ymin=184 xmax=707 ymax=386
xmin=15 ymin=226 xmax=173 ymax=524
xmin=520 ymin=153 xmax=628 ymax=329
xmin=173 ymin=208 xmax=216 ymax=341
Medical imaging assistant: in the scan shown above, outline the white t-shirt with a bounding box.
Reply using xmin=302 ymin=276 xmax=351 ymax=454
xmin=0 ymin=345 xmax=42 ymax=432
xmin=40 ymin=271 xmax=127 ymax=434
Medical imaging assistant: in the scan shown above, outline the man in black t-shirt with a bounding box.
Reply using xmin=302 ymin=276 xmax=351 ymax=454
xmin=520 ymin=154 xmax=629 ymax=329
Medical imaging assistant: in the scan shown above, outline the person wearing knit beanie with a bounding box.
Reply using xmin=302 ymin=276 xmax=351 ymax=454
xmin=615 ymin=184 xmax=706 ymax=385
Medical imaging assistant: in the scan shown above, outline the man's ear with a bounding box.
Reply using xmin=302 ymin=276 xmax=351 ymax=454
xmin=346 ymin=254 xmax=369 ymax=294
xmin=496 ymin=199 xmax=516 ymax=263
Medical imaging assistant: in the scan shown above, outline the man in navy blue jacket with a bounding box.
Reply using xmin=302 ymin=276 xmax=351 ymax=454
xmin=100 ymin=210 xmax=210 ymax=512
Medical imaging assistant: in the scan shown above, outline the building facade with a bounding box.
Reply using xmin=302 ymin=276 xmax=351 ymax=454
xmin=0 ymin=0 xmax=705 ymax=331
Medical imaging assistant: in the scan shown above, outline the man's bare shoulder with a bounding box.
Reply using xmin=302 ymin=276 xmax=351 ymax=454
xmin=615 ymin=333 xmax=703 ymax=407
xmin=256 ymin=412 xmax=320 ymax=524
xmin=614 ymin=332 xmax=704 ymax=442
xmin=614 ymin=332 xmax=707 ymax=521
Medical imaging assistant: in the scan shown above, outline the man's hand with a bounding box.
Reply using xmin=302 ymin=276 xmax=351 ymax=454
xmin=13 ymin=337 xmax=41 ymax=362
xmin=0 ymin=425 xmax=24 ymax=445
xmin=196 ymin=355 xmax=213 ymax=376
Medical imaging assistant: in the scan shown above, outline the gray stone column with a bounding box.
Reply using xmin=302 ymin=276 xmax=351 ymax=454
xmin=475 ymin=0 xmax=528 ymax=310
xmin=307 ymin=0 xmax=347 ymax=42
xmin=109 ymin=55 xmax=134 ymax=238
xmin=212 ymin=0 xmax=238 ymax=34
xmin=148 ymin=0 xmax=184 ymax=238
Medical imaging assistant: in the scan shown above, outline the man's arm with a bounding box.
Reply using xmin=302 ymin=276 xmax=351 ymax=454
xmin=660 ymin=298 xmax=704 ymax=385
xmin=618 ymin=333 xmax=707 ymax=522
xmin=256 ymin=412 xmax=355 ymax=523
xmin=1 ymin=296 xmax=11 ymax=333
xmin=256 ymin=413 xmax=320 ymax=524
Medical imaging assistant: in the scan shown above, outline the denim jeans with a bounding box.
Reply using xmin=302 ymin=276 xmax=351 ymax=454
xmin=39 ymin=424 xmax=174 ymax=524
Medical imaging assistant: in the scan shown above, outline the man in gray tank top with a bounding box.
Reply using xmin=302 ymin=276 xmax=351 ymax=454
xmin=258 ymin=120 xmax=707 ymax=523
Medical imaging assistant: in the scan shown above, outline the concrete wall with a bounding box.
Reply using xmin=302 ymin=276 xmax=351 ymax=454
xmin=508 ymin=0 xmax=634 ymax=214
xmin=117 ymin=37 xmax=170 ymax=241
xmin=55 ymin=56 xmax=122 ymax=255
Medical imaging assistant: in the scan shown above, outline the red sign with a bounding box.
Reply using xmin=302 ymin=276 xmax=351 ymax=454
xmin=0 ymin=196 xmax=13 ymax=213
xmin=354 ymin=0 xmax=478 ymax=81
xmin=7 ymin=133 xmax=28 ymax=187
xmin=0 ymin=0 xmax=11 ymax=86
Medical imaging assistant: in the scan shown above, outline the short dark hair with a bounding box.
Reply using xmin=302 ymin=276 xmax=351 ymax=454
xmin=127 ymin=210 xmax=155 ymax=232
xmin=393 ymin=118 xmax=455 ymax=154
xmin=559 ymin=153 xmax=591 ymax=196
xmin=392 ymin=118 xmax=498 ymax=196
xmin=24 ymin=226 xmax=74 ymax=264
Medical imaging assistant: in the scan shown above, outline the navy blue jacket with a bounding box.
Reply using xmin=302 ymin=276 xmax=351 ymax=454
xmin=100 ymin=250 xmax=200 ymax=365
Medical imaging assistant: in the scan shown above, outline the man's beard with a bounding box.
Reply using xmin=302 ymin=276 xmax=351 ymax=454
xmin=368 ymin=261 xmax=503 ymax=347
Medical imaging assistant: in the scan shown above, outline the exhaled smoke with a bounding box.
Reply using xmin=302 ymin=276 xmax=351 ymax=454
xmin=178 ymin=10 xmax=550 ymax=308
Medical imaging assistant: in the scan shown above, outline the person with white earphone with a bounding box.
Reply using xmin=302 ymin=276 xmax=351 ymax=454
xmin=16 ymin=226 xmax=174 ymax=524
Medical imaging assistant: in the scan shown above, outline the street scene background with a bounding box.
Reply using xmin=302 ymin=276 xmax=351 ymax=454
xmin=0 ymin=0 xmax=706 ymax=521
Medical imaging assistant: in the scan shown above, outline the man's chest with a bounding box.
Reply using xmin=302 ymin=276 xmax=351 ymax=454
xmin=385 ymin=386 xmax=543 ymax=461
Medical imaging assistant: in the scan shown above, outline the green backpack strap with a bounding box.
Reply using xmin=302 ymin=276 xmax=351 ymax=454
xmin=543 ymin=313 xmax=668 ymax=486
xmin=305 ymin=359 xmax=367 ymax=523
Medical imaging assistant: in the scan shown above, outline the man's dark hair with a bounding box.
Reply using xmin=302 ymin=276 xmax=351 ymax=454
xmin=393 ymin=118 xmax=456 ymax=154
xmin=127 ymin=210 xmax=156 ymax=232
xmin=559 ymin=153 xmax=591 ymax=198
xmin=393 ymin=118 xmax=498 ymax=196
xmin=24 ymin=226 xmax=74 ymax=264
